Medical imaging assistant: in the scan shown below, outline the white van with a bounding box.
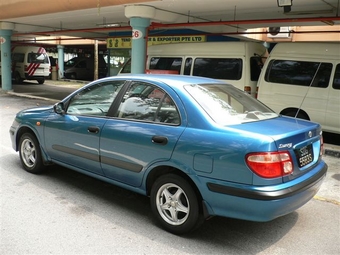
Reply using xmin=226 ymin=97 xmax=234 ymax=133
xmin=257 ymin=42 xmax=340 ymax=134
xmin=119 ymin=42 xmax=268 ymax=97
xmin=11 ymin=46 xmax=51 ymax=84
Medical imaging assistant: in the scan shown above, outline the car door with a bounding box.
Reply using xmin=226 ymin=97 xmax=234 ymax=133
xmin=44 ymin=80 xmax=126 ymax=175
xmin=100 ymin=81 xmax=185 ymax=187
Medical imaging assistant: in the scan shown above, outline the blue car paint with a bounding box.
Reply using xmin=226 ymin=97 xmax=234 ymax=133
xmin=9 ymin=74 xmax=327 ymax=223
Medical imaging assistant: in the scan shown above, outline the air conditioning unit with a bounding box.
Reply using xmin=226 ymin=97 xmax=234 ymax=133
xmin=267 ymin=27 xmax=291 ymax=38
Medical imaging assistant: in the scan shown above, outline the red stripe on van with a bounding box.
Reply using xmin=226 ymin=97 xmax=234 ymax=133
xmin=26 ymin=47 xmax=44 ymax=76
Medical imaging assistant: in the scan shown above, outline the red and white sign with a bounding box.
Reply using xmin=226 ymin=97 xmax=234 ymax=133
xmin=0 ymin=37 xmax=6 ymax=44
xmin=132 ymin=29 xmax=143 ymax=39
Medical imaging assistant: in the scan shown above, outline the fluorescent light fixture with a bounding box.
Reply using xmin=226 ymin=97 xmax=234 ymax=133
xmin=96 ymin=23 xmax=121 ymax=27
xmin=277 ymin=0 xmax=292 ymax=7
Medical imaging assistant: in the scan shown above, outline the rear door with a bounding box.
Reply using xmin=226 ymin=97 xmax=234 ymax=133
xmin=325 ymin=63 xmax=340 ymax=133
xmin=100 ymin=81 xmax=185 ymax=187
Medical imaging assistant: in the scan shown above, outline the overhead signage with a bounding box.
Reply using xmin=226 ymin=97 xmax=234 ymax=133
xmin=107 ymin=35 xmax=206 ymax=49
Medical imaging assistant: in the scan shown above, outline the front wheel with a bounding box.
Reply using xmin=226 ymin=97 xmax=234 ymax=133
xmin=150 ymin=174 xmax=203 ymax=235
xmin=19 ymin=133 xmax=45 ymax=174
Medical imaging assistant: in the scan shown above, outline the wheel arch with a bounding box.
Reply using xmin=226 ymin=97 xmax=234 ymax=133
xmin=280 ymin=107 xmax=310 ymax=120
xmin=15 ymin=126 xmax=51 ymax=164
xmin=15 ymin=126 xmax=36 ymax=151
xmin=145 ymin=165 xmax=205 ymax=213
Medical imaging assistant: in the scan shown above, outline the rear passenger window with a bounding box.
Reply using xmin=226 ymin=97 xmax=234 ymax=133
xmin=193 ymin=58 xmax=242 ymax=80
xmin=117 ymin=82 xmax=180 ymax=125
xmin=265 ymin=60 xmax=332 ymax=88
xmin=333 ymin=64 xmax=340 ymax=90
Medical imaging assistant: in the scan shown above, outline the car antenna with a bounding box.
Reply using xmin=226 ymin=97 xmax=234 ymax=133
xmin=295 ymin=62 xmax=322 ymax=118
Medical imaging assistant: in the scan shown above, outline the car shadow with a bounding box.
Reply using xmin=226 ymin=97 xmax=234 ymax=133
xmin=5 ymin=158 xmax=298 ymax=254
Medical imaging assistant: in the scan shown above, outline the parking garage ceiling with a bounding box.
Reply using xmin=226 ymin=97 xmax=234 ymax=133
xmin=1 ymin=0 xmax=340 ymax=40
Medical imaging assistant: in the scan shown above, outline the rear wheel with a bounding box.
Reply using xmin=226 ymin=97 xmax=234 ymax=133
xmin=70 ymin=73 xmax=77 ymax=80
xmin=150 ymin=174 xmax=203 ymax=235
xmin=283 ymin=110 xmax=309 ymax=120
xmin=13 ymin=72 xmax=23 ymax=84
xmin=37 ymin=79 xmax=45 ymax=84
xmin=18 ymin=133 xmax=45 ymax=174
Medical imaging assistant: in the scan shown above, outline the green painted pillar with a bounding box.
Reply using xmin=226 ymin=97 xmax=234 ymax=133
xmin=0 ymin=29 xmax=13 ymax=90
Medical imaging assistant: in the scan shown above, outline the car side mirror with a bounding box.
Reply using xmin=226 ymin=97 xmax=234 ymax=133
xmin=54 ymin=102 xmax=65 ymax=114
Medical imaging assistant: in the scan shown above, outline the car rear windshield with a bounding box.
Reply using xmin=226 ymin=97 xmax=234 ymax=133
xmin=185 ymin=83 xmax=278 ymax=125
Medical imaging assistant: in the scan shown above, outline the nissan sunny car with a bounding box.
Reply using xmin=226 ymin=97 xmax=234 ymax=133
xmin=9 ymin=74 xmax=327 ymax=234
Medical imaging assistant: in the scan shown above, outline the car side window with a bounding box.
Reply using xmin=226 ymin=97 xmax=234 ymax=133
xmin=66 ymin=81 xmax=125 ymax=116
xmin=117 ymin=82 xmax=180 ymax=125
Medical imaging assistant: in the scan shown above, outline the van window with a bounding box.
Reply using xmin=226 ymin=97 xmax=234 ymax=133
xmin=149 ymin=57 xmax=182 ymax=73
xmin=265 ymin=60 xmax=332 ymax=88
xmin=12 ymin=53 xmax=25 ymax=63
xmin=333 ymin=64 xmax=340 ymax=90
xmin=192 ymin=58 xmax=242 ymax=80
xmin=28 ymin=52 xmax=49 ymax=64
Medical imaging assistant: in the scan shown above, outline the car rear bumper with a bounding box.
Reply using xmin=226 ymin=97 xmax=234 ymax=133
xmin=202 ymin=160 xmax=327 ymax=221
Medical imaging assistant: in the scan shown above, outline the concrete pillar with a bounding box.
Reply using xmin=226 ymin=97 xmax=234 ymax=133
xmin=0 ymin=22 xmax=14 ymax=91
xmin=129 ymin=17 xmax=150 ymax=74
xmin=125 ymin=5 xmax=154 ymax=74
xmin=57 ymin=45 xmax=64 ymax=79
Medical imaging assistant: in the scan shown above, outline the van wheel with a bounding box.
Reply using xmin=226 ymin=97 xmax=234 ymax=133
xmin=70 ymin=73 xmax=77 ymax=80
xmin=284 ymin=110 xmax=309 ymax=120
xmin=14 ymin=72 xmax=23 ymax=84
xmin=37 ymin=79 xmax=45 ymax=84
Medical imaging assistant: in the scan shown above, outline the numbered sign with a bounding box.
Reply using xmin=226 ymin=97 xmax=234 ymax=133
xmin=0 ymin=37 xmax=6 ymax=44
xmin=132 ymin=29 xmax=143 ymax=40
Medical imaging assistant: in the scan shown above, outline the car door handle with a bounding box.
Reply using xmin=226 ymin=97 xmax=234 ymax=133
xmin=88 ymin=126 xmax=100 ymax=134
xmin=152 ymin=136 xmax=168 ymax=145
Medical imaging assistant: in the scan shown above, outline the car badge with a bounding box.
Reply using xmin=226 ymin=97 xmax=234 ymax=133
xmin=308 ymin=131 xmax=312 ymax=138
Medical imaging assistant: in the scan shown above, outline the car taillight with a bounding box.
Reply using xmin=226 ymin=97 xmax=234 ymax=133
xmin=24 ymin=65 xmax=28 ymax=71
xmin=246 ymin=151 xmax=293 ymax=178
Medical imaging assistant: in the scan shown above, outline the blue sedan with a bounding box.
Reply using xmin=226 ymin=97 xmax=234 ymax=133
xmin=9 ymin=74 xmax=327 ymax=234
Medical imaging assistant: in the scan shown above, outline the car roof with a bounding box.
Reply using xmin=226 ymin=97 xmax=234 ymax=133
xmin=113 ymin=74 xmax=227 ymax=88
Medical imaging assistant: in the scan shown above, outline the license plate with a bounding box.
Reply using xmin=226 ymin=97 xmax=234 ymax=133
xmin=295 ymin=144 xmax=314 ymax=168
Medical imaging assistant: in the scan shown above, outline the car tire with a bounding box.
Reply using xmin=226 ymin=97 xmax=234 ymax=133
xmin=14 ymin=72 xmax=23 ymax=84
xmin=150 ymin=174 xmax=202 ymax=235
xmin=284 ymin=110 xmax=309 ymax=120
xmin=19 ymin=133 xmax=45 ymax=174
xmin=37 ymin=79 xmax=45 ymax=84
